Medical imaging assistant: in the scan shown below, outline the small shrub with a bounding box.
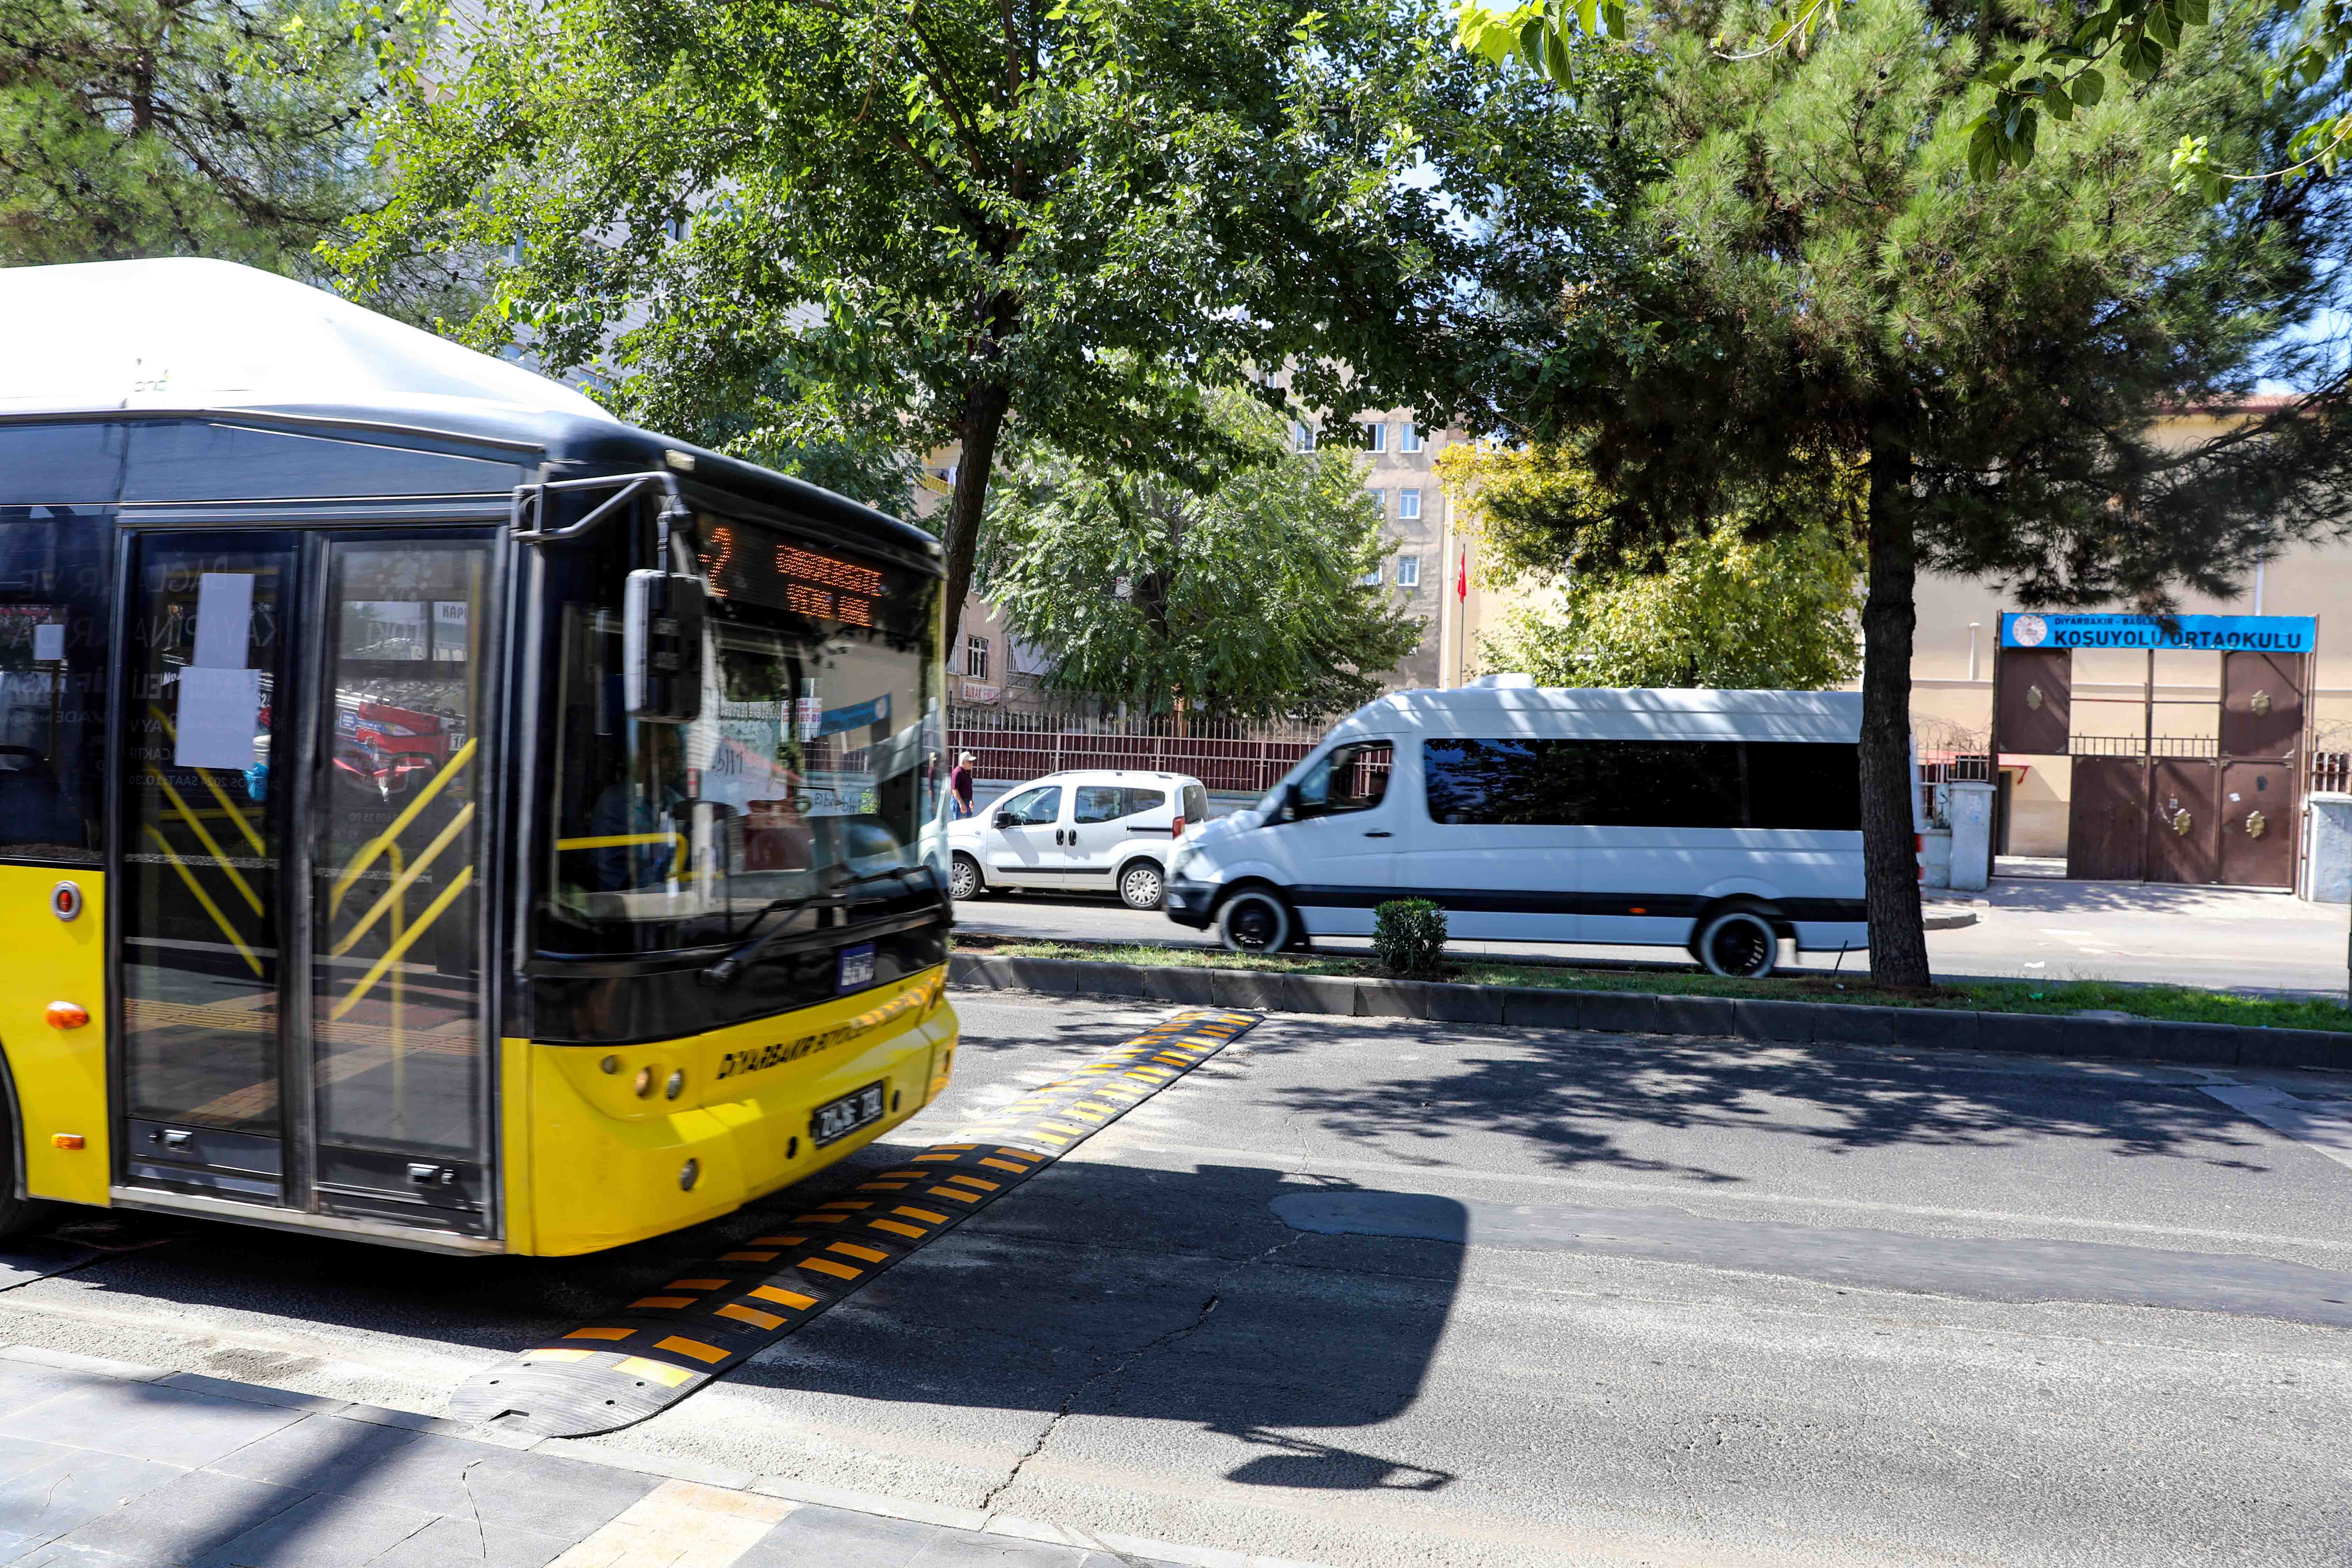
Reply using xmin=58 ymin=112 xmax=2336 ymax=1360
xmin=1372 ymin=898 xmax=1448 ymax=977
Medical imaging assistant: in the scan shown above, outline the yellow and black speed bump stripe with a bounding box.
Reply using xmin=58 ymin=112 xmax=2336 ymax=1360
xmin=449 ymin=1009 xmax=1260 ymax=1436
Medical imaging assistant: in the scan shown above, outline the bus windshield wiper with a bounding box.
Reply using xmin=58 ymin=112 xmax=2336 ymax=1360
xmin=698 ymin=865 xmax=931 ymax=988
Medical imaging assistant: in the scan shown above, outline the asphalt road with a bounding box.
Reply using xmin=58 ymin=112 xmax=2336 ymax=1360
xmin=953 ymin=876 xmax=2352 ymax=996
xmin=1 ymin=997 xmax=2349 ymax=1566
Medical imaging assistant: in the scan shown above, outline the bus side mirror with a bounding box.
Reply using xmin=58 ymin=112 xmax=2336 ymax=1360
xmin=1281 ymin=783 xmax=1306 ymax=821
xmin=623 ymin=570 xmax=705 ymax=721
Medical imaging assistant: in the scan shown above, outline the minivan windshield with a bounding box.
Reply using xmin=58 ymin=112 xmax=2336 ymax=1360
xmin=540 ymin=506 xmax=944 ymax=955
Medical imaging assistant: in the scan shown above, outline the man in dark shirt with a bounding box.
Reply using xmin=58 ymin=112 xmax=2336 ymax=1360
xmin=949 ymin=750 xmax=975 ymax=818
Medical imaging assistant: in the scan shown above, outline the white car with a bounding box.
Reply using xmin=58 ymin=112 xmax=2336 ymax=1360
xmin=948 ymin=770 xmax=1209 ymax=910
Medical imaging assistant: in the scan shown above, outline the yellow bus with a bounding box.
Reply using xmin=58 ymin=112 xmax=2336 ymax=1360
xmin=0 ymin=259 xmax=960 ymax=1255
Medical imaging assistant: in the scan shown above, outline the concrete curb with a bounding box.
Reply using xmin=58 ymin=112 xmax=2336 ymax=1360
xmin=947 ymin=952 xmax=2352 ymax=1072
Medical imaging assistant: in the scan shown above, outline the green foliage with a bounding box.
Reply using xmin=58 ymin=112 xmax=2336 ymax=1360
xmin=1477 ymin=524 xmax=1862 ymax=691
xmin=1438 ymin=439 xmax=1863 ymax=690
xmin=1465 ymin=0 xmax=2348 ymax=192
xmin=1371 ymin=898 xmax=1449 ymax=977
xmin=976 ymin=390 xmax=1424 ymax=719
xmin=0 ymin=0 xmax=441 ymax=288
xmin=334 ymin=0 xmax=1640 ymax=638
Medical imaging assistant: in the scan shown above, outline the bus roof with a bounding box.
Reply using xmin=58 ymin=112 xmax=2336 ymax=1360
xmin=0 ymin=258 xmax=936 ymax=561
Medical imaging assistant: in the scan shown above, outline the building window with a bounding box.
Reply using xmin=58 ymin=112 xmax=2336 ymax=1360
xmin=965 ymin=635 xmax=990 ymax=678
xmin=1396 ymin=554 xmax=1420 ymax=588
xmin=1363 ymin=420 xmax=1387 ymax=453
xmin=1399 ymin=420 xmax=1422 ymax=453
xmin=1360 ymin=559 xmax=1384 ymax=587
xmin=1291 ymin=421 xmax=1315 ymax=453
xmin=1399 ymin=487 xmax=1422 ymax=520
xmin=1365 ymin=488 xmax=1384 ymax=515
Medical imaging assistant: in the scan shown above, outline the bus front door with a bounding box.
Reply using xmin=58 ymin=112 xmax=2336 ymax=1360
xmin=117 ymin=531 xmax=501 ymax=1244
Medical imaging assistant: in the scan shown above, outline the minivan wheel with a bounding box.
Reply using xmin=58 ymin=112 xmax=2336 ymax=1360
xmin=1695 ymin=909 xmax=1779 ymax=978
xmin=949 ymin=853 xmax=984 ymax=901
xmin=1117 ymin=859 xmax=1164 ymax=911
xmin=1217 ymin=889 xmax=1291 ymax=954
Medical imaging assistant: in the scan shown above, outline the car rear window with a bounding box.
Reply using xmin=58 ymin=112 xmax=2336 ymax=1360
xmin=1182 ymin=783 xmax=1206 ymax=824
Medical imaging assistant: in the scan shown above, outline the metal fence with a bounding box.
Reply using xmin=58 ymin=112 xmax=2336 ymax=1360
xmin=2315 ymin=752 xmax=2352 ymax=795
xmin=946 ymin=705 xmax=1331 ymax=793
xmin=1917 ymin=752 xmax=1990 ymax=828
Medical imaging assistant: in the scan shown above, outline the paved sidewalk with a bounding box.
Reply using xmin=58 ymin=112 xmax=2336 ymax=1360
xmin=0 ymin=1345 xmax=1307 ymax=1568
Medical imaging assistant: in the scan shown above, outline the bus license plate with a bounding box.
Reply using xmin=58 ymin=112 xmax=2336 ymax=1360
xmin=811 ymin=1081 xmax=887 ymax=1146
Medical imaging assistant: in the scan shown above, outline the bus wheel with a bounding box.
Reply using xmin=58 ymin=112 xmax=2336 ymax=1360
xmin=950 ymin=853 xmax=985 ymax=901
xmin=1217 ymin=889 xmax=1290 ymax=954
xmin=1695 ymin=909 xmax=1779 ymax=978
xmin=1117 ymin=859 xmax=1165 ymax=911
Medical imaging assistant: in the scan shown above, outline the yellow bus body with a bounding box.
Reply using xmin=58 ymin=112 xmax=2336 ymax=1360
xmin=2 ymin=866 xmax=111 ymax=1208
xmin=503 ymin=968 xmax=959 ymax=1256
xmin=0 ymin=867 xmax=961 ymax=1254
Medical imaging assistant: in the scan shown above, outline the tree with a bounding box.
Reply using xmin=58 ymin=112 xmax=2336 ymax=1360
xmin=1455 ymin=0 xmax=2352 ymax=986
xmin=329 ymin=0 xmax=1642 ymax=651
xmin=976 ymin=389 xmax=1424 ymax=720
xmin=1461 ymin=0 xmax=2350 ymax=193
xmin=1438 ymin=440 xmax=1862 ymax=690
xmin=0 ymin=0 xmax=439 ymax=283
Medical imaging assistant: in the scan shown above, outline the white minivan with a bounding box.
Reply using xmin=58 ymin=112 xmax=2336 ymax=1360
xmin=948 ymin=770 xmax=1209 ymax=909
xmin=1162 ymin=682 xmax=1874 ymax=976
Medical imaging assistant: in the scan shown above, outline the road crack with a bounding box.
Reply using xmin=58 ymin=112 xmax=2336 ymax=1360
xmin=978 ymin=1231 xmax=1307 ymax=1513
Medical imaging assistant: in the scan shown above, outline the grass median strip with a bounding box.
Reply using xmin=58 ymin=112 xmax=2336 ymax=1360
xmin=960 ymin=936 xmax=2352 ymax=1034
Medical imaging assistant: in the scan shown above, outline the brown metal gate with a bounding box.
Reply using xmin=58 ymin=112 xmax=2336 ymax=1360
xmin=2217 ymin=760 xmax=2295 ymax=887
xmin=2065 ymin=757 xmax=2147 ymax=881
xmin=2146 ymin=758 xmax=2222 ymax=884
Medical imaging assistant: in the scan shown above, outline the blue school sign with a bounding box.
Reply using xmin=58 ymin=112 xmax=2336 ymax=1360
xmin=2000 ymin=612 xmax=2316 ymax=653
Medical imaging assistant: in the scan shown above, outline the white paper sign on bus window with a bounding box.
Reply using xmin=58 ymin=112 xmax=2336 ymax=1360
xmin=176 ymin=667 xmax=264 ymax=769
xmin=178 ymin=573 xmax=262 ymax=770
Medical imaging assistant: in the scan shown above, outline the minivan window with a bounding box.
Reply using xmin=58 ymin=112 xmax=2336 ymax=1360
xmin=1181 ymin=783 xmax=1206 ymax=825
xmin=997 ymin=784 xmax=1060 ymax=825
xmin=1297 ymin=741 xmax=1392 ymax=816
xmin=1074 ymin=785 xmax=1165 ymax=824
xmin=1423 ymin=738 xmax=1858 ymax=830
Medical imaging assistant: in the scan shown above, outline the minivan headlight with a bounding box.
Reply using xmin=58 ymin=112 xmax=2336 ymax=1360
xmin=1166 ymin=840 xmax=1196 ymax=880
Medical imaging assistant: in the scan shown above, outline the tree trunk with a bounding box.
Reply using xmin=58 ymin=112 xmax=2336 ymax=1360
xmin=1860 ymin=438 xmax=1931 ymax=987
xmin=938 ymin=378 xmax=1013 ymax=670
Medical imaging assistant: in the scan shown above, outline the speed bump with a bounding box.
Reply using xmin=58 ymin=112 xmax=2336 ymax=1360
xmin=450 ymin=1008 xmax=1261 ymax=1436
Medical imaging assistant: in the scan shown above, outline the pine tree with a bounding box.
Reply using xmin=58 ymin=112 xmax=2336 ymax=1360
xmin=1471 ymin=0 xmax=2351 ymax=985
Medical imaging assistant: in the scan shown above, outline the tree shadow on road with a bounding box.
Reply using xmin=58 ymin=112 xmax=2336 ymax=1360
xmin=1250 ymin=1022 xmax=2282 ymax=1186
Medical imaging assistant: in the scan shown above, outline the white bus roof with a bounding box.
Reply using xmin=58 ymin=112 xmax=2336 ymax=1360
xmin=0 ymin=258 xmax=611 ymax=425
xmin=1324 ymin=686 xmax=1864 ymax=743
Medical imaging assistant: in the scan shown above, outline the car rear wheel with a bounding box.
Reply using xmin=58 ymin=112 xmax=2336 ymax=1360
xmin=949 ymin=853 xmax=984 ymax=901
xmin=1217 ymin=889 xmax=1291 ymax=954
xmin=1695 ymin=908 xmax=1779 ymax=978
xmin=1118 ymin=860 xmax=1165 ymax=911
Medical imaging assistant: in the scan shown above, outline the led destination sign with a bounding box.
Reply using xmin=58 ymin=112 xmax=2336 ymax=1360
xmin=2000 ymin=613 xmax=2315 ymax=653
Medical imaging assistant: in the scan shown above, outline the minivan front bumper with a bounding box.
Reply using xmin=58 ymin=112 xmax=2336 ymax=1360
xmin=1163 ymin=876 xmax=1216 ymax=930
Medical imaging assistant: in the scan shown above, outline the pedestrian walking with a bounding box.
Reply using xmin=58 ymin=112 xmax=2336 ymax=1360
xmin=950 ymin=751 xmax=976 ymax=818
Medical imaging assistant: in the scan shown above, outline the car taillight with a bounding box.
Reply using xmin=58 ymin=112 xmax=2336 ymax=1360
xmin=1171 ymin=814 xmax=1184 ymax=839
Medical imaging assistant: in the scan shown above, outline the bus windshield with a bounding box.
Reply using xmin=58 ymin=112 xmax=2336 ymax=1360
xmin=541 ymin=506 xmax=945 ymax=955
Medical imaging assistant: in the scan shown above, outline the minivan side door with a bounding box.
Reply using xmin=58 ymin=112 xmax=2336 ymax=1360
xmin=1066 ymin=783 xmax=1169 ymax=889
xmin=985 ymin=783 xmax=1063 ymax=887
xmin=1275 ymin=740 xmax=1400 ymax=938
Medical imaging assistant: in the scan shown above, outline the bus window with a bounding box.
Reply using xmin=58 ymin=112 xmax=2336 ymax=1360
xmin=541 ymin=510 xmax=944 ymax=955
xmin=0 ymin=507 xmax=107 ymax=862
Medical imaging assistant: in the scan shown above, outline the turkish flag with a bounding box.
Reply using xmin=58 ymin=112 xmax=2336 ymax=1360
xmin=1455 ymin=547 xmax=1467 ymax=601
